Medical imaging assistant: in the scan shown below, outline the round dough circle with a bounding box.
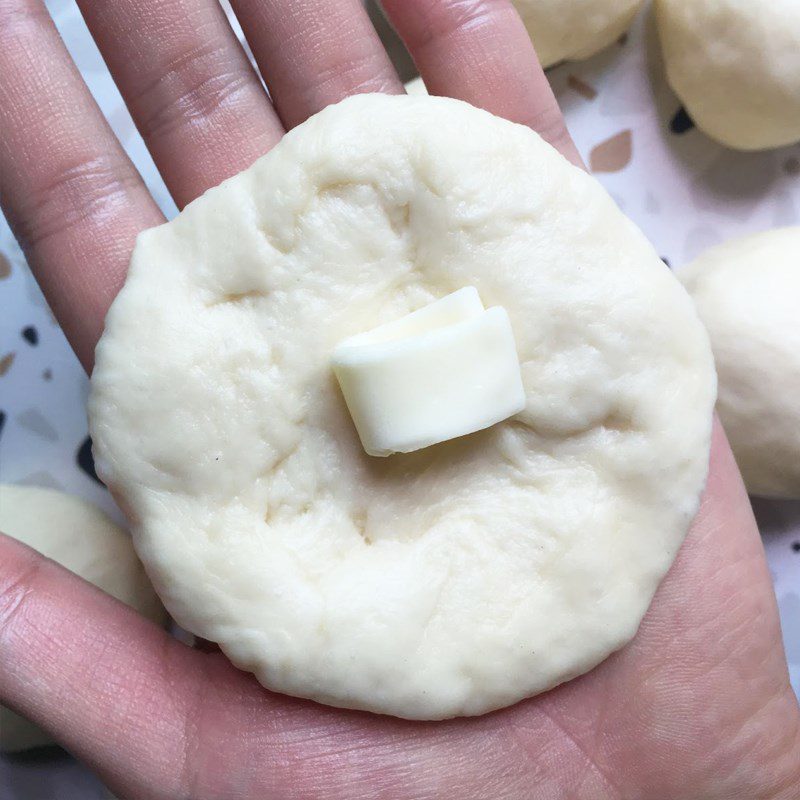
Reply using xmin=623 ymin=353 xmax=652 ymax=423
xmin=90 ymin=94 xmax=715 ymax=719
xmin=0 ymin=485 xmax=164 ymax=752
xmin=680 ymin=227 xmax=800 ymax=498
xmin=513 ymin=0 xmax=644 ymax=67
xmin=656 ymin=0 xmax=800 ymax=151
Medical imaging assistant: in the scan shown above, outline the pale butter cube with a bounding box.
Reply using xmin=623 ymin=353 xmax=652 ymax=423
xmin=332 ymin=288 xmax=527 ymax=457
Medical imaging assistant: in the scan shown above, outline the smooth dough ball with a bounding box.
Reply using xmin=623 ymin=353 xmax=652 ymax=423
xmin=656 ymin=0 xmax=800 ymax=151
xmin=89 ymin=94 xmax=715 ymax=720
xmin=680 ymin=228 xmax=800 ymax=498
xmin=513 ymin=0 xmax=644 ymax=67
xmin=0 ymin=485 xmax=164 ymax=752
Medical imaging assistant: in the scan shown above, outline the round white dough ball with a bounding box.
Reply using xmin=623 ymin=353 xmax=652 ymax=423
xmin=513 ymin=0 xmax=644 ymax=67
xmin=680 ymin=228 xmax=800 ymax=498
xmin=89 ymin=93 xmax=716 ymax=720
xmin=656 ymin=0 xmax=800 ymax=151
xmin=0 ymin=485 xmax=164 ymax=752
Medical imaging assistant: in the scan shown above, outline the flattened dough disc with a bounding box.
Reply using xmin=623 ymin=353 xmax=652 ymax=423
xmin=90 ymin=94 xmax=715 ymax=719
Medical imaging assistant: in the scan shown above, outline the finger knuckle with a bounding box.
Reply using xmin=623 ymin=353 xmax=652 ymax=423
xmin=0 ymin=0 xmax=47 ymax=39
xmin=414 ymin=0 xmax=513 ymax=50
xmin=12 ymin=154 xmax=139 ymax=249
xmin=0 ymin=537 xmax=42 ymax=640
xmin=130 ymin=43 xmax=254 ymax=142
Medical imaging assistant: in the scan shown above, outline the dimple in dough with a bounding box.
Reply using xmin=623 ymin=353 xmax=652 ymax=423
xmin=89 ymin=94 xmax=716 ymax=720
xmin=656 ymin=0 xmax=800 ymax=151
xmin=0 ymin=485 xmax=164 ymax=752
xmin=680 ymin=227 xmax=800 ymax=499
xmin=513 ymin=0 xmax=644 ymax=67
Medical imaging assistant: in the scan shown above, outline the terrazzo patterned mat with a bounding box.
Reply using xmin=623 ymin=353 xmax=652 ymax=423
xmin=1 ymin=2 xmax=799 ymax=797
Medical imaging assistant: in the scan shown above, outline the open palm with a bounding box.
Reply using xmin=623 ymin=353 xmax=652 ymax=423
xmin=0 ymin=1 xmax=798 ymax=797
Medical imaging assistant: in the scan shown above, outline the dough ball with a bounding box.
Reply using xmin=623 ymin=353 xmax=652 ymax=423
xmin=680 ymin=228 xmax=800 ymax=498
xmin=0 ymin=485 xmax=164 ymax=752
xmin=656 ymin=0 xmax=800 ymax=151
xmin=513 ymin=0 xmax=644 ymax=67
xmin=89 ymin=94 xmax=715 ymax=719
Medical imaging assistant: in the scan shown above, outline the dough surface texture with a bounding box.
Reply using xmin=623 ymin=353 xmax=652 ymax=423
xmin=656 ymin=0 xmax=800 ymax=151
xmin=0 ymin=485 xmax=164 ymax=751
xmin=513 ymin=0 xmax=644 ymax=67
xmin=90 ymin=94 xmax=715 ymax=719
xmin=680 ymin=227 xmax=800 ymax=498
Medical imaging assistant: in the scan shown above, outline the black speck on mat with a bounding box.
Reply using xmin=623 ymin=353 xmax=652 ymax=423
xmin=21 ymin=325 xmax=38 ymax=345
xmin=77 ymin=435 xmax=104 ymax=485
xmin=670 ymin=106 xmax=695 ymax=135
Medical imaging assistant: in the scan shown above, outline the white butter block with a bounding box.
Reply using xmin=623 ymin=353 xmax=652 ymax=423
xmin=332 ymin=288 xmax=527 ymax=456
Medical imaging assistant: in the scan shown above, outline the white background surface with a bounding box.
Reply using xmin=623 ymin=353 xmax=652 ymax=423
xmin=0 ymin=1 xmax=798 ymax=797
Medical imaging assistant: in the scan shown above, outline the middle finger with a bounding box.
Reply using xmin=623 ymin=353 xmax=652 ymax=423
xmin=76 ymin=0 xmax=284 ymax=209
xmin=230 ymin=0 xmax=404 ymax=130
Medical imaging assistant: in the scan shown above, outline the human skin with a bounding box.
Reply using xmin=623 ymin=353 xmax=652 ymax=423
xmin=0 ymin=1 xmax=798 ymax=798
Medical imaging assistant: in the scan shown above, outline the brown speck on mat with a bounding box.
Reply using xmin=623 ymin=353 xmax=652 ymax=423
xmin=590 ymin=130 xmax=633 ymax=173
xmin=0 ymin=352 xmax=15 ymax=376
xmin=567 ymin=75 xmax=598 ymax=101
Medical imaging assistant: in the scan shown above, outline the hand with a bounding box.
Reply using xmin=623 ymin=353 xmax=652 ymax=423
xmin=0 ymin=1 xmax=797 ymax=798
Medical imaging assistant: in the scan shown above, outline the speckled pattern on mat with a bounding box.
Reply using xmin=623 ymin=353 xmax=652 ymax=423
xmin=1 ymin=1 xmax=798 ymax=797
